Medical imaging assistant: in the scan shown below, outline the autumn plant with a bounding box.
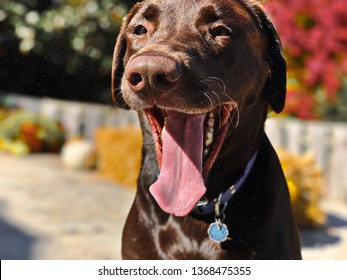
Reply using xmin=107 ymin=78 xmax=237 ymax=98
xmin=265 ymin=0 xmax=347 ymax=121
xmin=0 ymin=0 xmax=132 ymax=103
xmin=0 ymin=109 xmax=65 ymax=155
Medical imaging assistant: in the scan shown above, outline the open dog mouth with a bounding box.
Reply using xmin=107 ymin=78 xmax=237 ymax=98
xmin=145 ymin=103 xmax=237 ymax=216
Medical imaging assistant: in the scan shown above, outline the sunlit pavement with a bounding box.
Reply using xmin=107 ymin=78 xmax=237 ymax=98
xmin=0 ymin=154 xmax=347 ymax=260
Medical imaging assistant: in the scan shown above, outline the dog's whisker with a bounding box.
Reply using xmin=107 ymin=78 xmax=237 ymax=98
xmin=210 ymin=90 xmax=222 ymax=107
xmin=203 ymin=91 xmax=215 ymax=108
xmin=232 ymin=105 xmax=240 ymax=128
xmin=203 ymin=77 xmax=226 ymax=93
xmin=201 ymin=80 xmax=219 ymax=108
xmin=200 ymin=80 xmax=209 ymax=86
xmin=216 ymin=105 xmax=223 ymax=129
xmin=201 ymin=78 xmax=240 ymax=130
xmin=221 ymin=105 xmax=240 ymax=129
xmin=203 ymin=77 xmax=232 ymax=106
xmin=209 ymin=90 xmax=224 ymax=128
xmin=223 ymin=103 xmax=240 ymax=129
xmin=220 ymin=92 xmax=240 ymax=128
xmin=200 ymin=77 xmax=234 ymax=105
xmin=202 ymin=78 xmax=233 ymax=129
xmin=220 ymin=91 xmax=236 ymax=104
xmin=202 ymin=78 xmax=222 ymax=91
xmin=235 ymin=105 xmax=240 ymax=127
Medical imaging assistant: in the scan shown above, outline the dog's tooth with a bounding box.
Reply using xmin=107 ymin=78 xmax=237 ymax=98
xmin=207 ymin=131 xmax=213 ymax=139
xmin=204 ymin=148 xmax=209 ymax=158
xmin=205 ymin=132 xmax=213 ymax=147
xmin=205 ymin=139 xmax=213 ymax=147
xmin=208 ymin=117 xmax=215 ymax=127
xmin=204 ymin=111 xmax=215 ymax=149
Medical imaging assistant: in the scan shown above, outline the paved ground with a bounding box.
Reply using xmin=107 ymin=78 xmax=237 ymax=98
xmin=0 ymin=153 xmax=347 ymax=260
xmin=0 ymin=154 xmax=134 ymax=260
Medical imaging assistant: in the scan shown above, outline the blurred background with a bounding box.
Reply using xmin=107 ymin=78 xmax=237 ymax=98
xmin=0 ymin=0 xmax=138 ymax=103
xmin=0 ymin=0 xmax=347 ymax=259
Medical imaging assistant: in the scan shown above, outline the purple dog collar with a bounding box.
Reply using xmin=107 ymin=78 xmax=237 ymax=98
xmin=194 ymin=150 xmax=258 ymax=215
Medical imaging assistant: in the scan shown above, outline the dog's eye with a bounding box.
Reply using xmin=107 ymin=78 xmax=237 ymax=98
xmin=134 ymin=25 xmax=148 ymax=36
xmin=210 ymin=26 xmax=232 ymax=38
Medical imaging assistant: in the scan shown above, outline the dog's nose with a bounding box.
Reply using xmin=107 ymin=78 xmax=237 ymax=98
xmin=125 ymin=53 xmax=181 ymax=94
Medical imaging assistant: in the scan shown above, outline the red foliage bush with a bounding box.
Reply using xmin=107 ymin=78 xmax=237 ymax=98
xmin=264 ymin=0 xmax=347 ymax=119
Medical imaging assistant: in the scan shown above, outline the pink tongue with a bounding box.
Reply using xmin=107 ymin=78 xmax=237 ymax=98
xmin=149 ymin=111 xmax=206 ymax=216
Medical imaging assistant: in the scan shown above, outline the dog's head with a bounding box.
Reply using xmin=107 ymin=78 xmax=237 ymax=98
xmin=112 ymin=0 xmax=286 ymax=216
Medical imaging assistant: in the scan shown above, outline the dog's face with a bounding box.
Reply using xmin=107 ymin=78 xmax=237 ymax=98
xmin=112 ymin=0 xmax=286 ymax=216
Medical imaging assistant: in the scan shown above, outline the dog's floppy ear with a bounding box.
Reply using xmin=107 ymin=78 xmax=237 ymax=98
xmin=112 ymin=4 xmax=141 ymax=109
xmin=257 ymin=9 xmax=287 ymax=113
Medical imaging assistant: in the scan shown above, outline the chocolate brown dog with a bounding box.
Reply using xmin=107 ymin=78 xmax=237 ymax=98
xmin=112 ymin=0 xmax=302 ymax=259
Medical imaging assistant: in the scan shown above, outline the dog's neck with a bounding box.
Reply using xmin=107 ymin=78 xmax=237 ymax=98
xmin=193 ymin=150 xmax=258 ymax=215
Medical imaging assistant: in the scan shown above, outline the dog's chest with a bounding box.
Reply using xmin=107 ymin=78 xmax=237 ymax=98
xmin=147 ymin=216 xmax=226 ymax=259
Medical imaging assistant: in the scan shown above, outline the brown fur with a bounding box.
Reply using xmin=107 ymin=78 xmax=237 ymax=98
xmin=112 ymin=0 xmax=302 ymax=259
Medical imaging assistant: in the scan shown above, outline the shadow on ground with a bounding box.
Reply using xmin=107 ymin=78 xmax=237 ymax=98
xmin=300 ymin=213 xmax=347 ymax=248
xmin=0 ymin=201 xmax=37 ymax=259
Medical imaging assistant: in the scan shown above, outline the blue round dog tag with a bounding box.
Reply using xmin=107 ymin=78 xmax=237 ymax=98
xmin=207 ymin=221 xmax=229 ymax=243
